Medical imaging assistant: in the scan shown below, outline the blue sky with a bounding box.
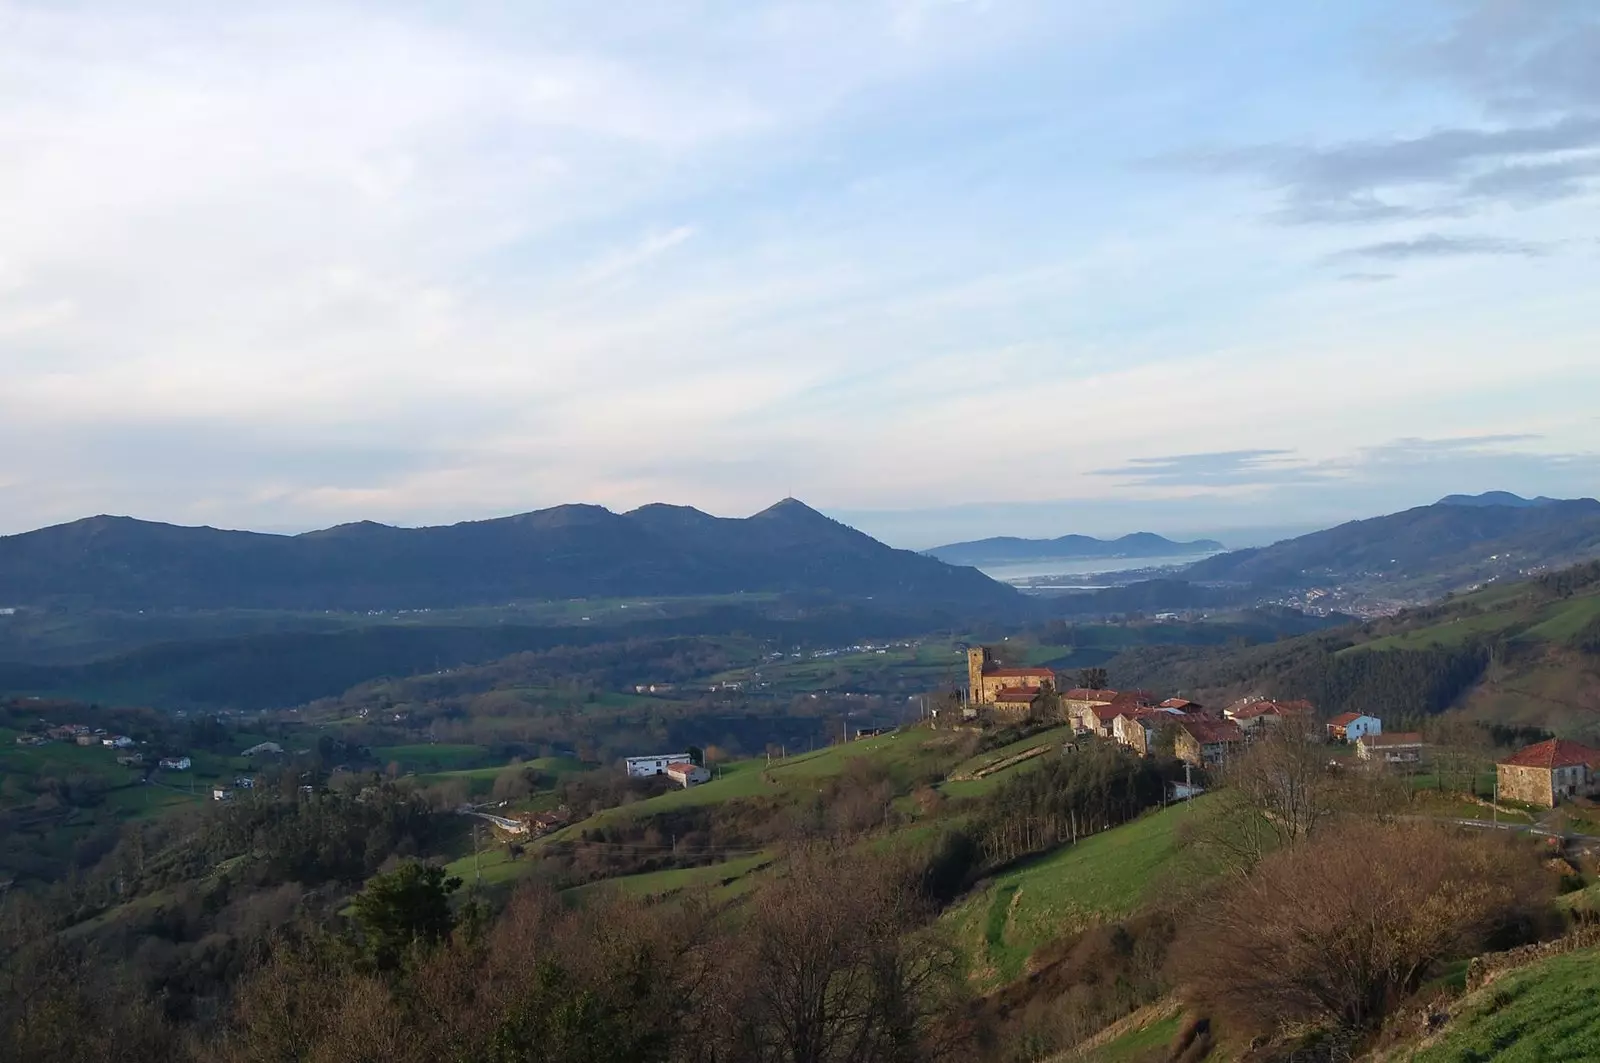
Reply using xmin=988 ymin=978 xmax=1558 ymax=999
xmin=1 ymin=0 xmax=1597 ymax=547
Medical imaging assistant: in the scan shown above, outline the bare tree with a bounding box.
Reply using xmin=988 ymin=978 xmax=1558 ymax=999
xmin=1178 ymin=822 xmax=1550 ymax=1036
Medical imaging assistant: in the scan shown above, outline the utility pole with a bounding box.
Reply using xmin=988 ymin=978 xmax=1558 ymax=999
xmin=473 ymin=823 xmax=483 ymax=886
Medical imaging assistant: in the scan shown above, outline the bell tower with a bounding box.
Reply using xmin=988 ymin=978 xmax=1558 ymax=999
xmin=966 ymin=646 xmax=991 ymax=705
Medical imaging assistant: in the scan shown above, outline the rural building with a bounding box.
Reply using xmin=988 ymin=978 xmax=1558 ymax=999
xmin=665 ymin=761 xmax=712 ymax=788
xmin=1327 ymin=713 xmax=1381 ymax=743
xmin=116 ymin=753 xmax=144 ymax=766
xmin=158 ymin=756 xmax=192 ymax=771
xmin=1497 ymin=739 xmax=1600 ymax=808
xmin=626 ymin=752 xmax=695 ymax=778
xmin=234 ymin=776 xmax=255 ymax=789
xmin=966 ymin=647 xmax=1055 ymax=706
xmin=1174 ymin=719 xmax=1245 ymax=766
xmin=1226 ymin=698 xmax=1315 ymax=736
xmin=102 ymin=735 xmax=135 ymax=749
xmin=992 ymin=686 xmax=1043 ymax=716
xmin=212 ymin=787 xmax=232 ymax=801
xmin=241 ymin=742 xmax=284 ymax=757
xmin=14 ymin=734 xmax=46 ymax=747
xmin=1356 ymin=732 xmax=1425 ymax=764
xmin=1159 ymin=698 xmax=1202 ymax=712
xmin=1112 ymin=708 xmax=1185 ymax=756
xmin=75 ymin=734 xmax=98 ymax=746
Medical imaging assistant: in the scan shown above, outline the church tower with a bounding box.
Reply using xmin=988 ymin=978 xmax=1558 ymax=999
xmin=967 ymin=646 xmax=991 ymax=705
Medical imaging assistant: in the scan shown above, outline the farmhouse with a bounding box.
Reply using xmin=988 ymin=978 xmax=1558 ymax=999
xmin=665 ymin=761 xmax=712 ymax=788
xmin=1327 ymin=712 xmax=1381 ymax=743
xmin=1225 ymin=698 xmax=1315 ymax=736
xmin=966 ymin=647 xmax=1055 ymax=706
xmin=158 ymin=756 xmax=192 ymax=771
xmin=1174 ymin=718 xmax=1245 ymax=766
xmin=626 ymin=752 xmax=695 ymax=778
xmin=1112 ymin=708 xmax=1185 ymax=756
xmin=1497 ymin=739 xmax=1600 ymax=808
xmin=1356 ymin=732 xmax=1425 ymax=764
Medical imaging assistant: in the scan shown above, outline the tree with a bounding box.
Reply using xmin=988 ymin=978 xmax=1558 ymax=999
xmin=1199 ymin=723 xmax=1336 ymax=872
xmin=1178 ymin=822 xmax=1549 ymax=1036
xmin=1076 ymin=667 xmax=1109 ymax=691
xmin=1028 ymin=681 xmax=1062 ymax=725
xmin=350 ymin=862 xmax=462 ymax=970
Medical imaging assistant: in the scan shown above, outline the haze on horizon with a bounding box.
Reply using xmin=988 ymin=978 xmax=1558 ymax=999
xmin=2 ymin=0 xmax=1598 ymax=549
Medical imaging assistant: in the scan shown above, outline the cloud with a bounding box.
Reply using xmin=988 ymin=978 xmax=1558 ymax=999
xmin=1331 ymin=233 xmax=1547 ymax=261
xmin=1092 ymin=450 xmax=1326 ymax=488
xmin=1337 ymin=271 xmax=1396 ymax=283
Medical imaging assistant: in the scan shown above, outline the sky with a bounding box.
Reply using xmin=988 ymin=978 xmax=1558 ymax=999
xmin=2 ymin=0 xmax=1598 ymax=549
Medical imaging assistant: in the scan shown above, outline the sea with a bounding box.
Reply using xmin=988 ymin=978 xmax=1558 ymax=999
xmin=974 ymin=553 xmax=1222 ymax=584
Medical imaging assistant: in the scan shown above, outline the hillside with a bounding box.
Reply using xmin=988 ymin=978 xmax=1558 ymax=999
xmin=927 ymin=532 xmax=1222 ymax=567
xmin=1109 ymin=560 xmax=1600 ymax=735
xmin=1186 ymin=495 xmax=1600 ymax=597
xmin=0 ymin=498 xmax=1021 ymax=612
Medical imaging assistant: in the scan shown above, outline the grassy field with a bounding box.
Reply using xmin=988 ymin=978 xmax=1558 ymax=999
xmin=1406 ymin=947 xmax=1600 ymax=1062
xmin=562 ymin=851 xmax=775 ymax=903
xmin=1084 ymin=1014 xmax=1183 ymax=1063
xmin=372 ymin=743 xmax=493 ymax=772
xmin=944 ymin=798 xmax=1219 ymax=987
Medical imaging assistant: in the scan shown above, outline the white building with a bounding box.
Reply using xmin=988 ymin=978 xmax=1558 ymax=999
xmin=626 ymin=753 xmax=695 ymax=778
xmin=1327 ymin=713 xmax=1382 ymax=743
xmin=159 ymin=756 xmax=192 ymax=771
xmin=212 ymin=787 xmax=233 ymax=801
xmin=665 ymin=762 xmax=712 ymax=788
xmin=241 ymin=742 xmax=284 ymax=757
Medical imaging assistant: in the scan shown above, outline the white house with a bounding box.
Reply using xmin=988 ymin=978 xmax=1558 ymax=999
xmin=102 ymin=735 xmax=135 ymax=749
xmin=625 ymin=753 xmax=694 ymax=778
xmin=212 ymin=787 xmax=232 ymax=801
xmin=665 ymin=762 xmax=712 ymax=788
xmin=1327 ymin=713 xmax=1382 ymax=743
xmin=158 ymin=756 xmax=192 ymax=771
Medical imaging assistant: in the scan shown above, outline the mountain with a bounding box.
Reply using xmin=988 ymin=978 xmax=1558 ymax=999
xmin=1184 ymin=496 xmax=1600 ymax=592
xmin=0 ymin=499 xmax=1022 ymax=612
xmin=1436 ymin=491 xmax=1572 ymax=508
xmin=925 ymin=532 xmax=1224 ymax=566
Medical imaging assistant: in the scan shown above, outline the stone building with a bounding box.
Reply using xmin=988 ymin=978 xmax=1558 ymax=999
xmin=1496 ymin=738 xmax=1600 ymax=808
xmin=1174 ymin=718 xmax=1245 ymax=766
xmin=966 ymin=647 xmax=1055 ymax=706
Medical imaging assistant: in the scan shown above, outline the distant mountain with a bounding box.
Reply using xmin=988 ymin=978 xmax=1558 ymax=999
xmin=1185 ymin=497 xmax=1600 ymax=590
xmin=925 ymin=532 xmax=1224 ymax=567
xmin=0 ymin=499 xmax=1022 ymax=612
xmin=1436 ymin=491 xmax=1573 ymax=508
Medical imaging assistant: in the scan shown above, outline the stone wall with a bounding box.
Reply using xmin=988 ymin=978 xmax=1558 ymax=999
xmin=1466 ymin=924 xmax=1600 ymax=991
xmin=1497 ymin=763 xmax=1554 ymax=807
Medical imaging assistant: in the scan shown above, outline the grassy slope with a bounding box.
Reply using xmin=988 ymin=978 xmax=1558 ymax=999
xmin=1404 ymin=947 xmax=1600 ymax=1062
xmin=944 ymin=798 xmax=1219 ymax=988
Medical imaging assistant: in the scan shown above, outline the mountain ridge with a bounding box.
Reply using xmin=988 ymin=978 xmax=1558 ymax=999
xmin=0 ymin=500 xmax=1022 ymax=612
xmin=925 ymin=531 xmax=1224 ymax=566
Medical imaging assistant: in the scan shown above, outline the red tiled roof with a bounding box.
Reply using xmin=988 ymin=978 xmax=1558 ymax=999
xmin=1179 ymin=719 xmax=1244 ymax=745
xmin=1327 ymin=712 xmax=1367 ymax=727
xmin=1091 ymin=704 xmax=1125 ymax=723
xmin=1359 ymin=732 xmax=1424 ymax=747
xmin=1160 ymin=698 xmax=1199 ymax=710
xmin=1499 ymin=738 xmax=1600 ymax=770
xmin=984 ymin=666 xmax=1056 ymax=679
xmin=665 ymin=761 xmax=702 ymax=775
xmin=1276 ymin=699 xmax=1315 ymax=714
xmin=993 ymin=686 xmax=1039 ymax=703
xmin=1231 ymin=702 xmax=1282 ymax=720
xmin=1063 ymin=688 xmax=1118 ymax=702
xmin=1111 ymin=690 xmax=1155 ymax=706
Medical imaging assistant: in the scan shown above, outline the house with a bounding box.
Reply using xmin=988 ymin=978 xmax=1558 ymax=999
xmin=1226 ymin=699 xmax=1315 ymax=737
xmin=241 ymin=742 xmax=284 ymax=757
xmin=966 ymin=647 xmax=1055 ymax=705
xmin=117 ymin=753 xmax=144 ymax=766
xmin=1327 ymin=713 xmax=1381 ymax=743
xmin=1159 ymin=698 xmax=1202 ymax=713
xmin=1112 ymin=708 xmax=1185 ymax=755
xmin=1063 ymin=688 xmax=1119 ymax=732
xmin=992 ymin=686 xmax=1043 ymax=716
xmin=234 ymin=776 xmax=256 ymax=789
xmin=665 ymin=761 xmax=712 ymax=788
xmin=1356 ymin=732 xmax=1425 ymax=764
xmin=158 ymin=756 xmax=192 ymax=771
xmin=212 ymin=787 xmax=233 ymax=801
xmin=102 ymin=735 xmax=135 ymax=749
xmin=1174 ymin=719 xmax=1245 ymax=766
xmin=1497 ymin=739 xmax=1600 ymax=808
xmin=75 ymin=734 xmax=99 ymax=746
xmin=625 ymin=752 xmax=695 ymax=778
xmin=13 ymin=734 xmax=47 ymax=747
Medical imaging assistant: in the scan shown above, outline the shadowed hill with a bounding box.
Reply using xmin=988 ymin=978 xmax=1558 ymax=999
xmin=0 ymin=499 xmax=1021 ymax=612
xmin=1186 ymin=496 xmax=1600 ymax=591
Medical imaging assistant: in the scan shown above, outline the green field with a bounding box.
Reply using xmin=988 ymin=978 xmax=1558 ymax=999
xmin=944 ymin=799 xmax=1218 ymax=986
xmin=1408 ymin=947 xmax=1600 ymax=1062
xmin=562 ymin=851 xmax=775 ymax=903
xmin=1085 ymin=1014 xmax=1183 ymax=1063
xmin=372 ymin=743 xmax=493 ymax=772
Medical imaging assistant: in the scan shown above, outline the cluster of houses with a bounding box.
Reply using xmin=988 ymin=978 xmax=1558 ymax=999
xmin=625 ymin=752 xmax=712 ymax=787
xmin=15 ymin=723 xmax=138 ymax=749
